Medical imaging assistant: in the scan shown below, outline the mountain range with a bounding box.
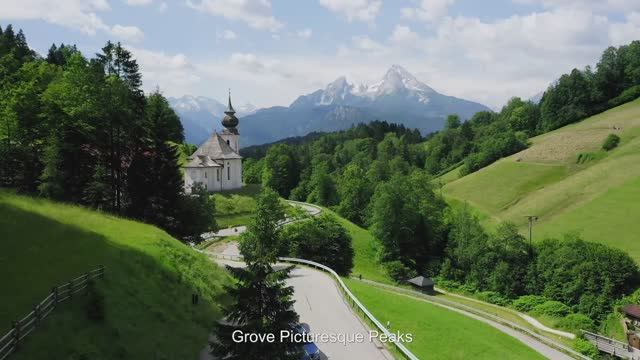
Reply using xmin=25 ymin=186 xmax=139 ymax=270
xmin=170 ymin=65 xmax=491 ymax=146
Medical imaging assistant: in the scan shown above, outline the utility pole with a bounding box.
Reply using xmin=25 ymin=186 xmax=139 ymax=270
xmin=526 ymin=215 xmax=538 ymax=256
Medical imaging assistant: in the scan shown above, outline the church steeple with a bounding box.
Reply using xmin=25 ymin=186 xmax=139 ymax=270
xmin=225 ymin=89 xmax=235 ymax=115
xmin=221 ymin=89 xmax=239 ymax=132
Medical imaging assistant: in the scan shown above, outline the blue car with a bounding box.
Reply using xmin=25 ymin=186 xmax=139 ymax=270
xmin=295 ymin=325 xmax=321 ymax=360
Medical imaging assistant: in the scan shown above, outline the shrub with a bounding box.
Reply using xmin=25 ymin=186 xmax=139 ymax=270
xmin=531 ymin=300 xmax=571 ymax=318
xmin=384 ymin=260 xmax=417 ymax=282
xmin=557 ymin=313 xmax=595 ymax=333
xmin=512 ymin=295 xmax=549 ymax=312
xmin=573 ymin=338 xmax=599 ymax=358
xmin=608 ymin=85 xmax=640 ymax=108
xmin=476 ymin=291 xmax=511 ymax=306
xmin=602 ymin=134 xmax=620 ymax=151
xmin=85 ymin=280 xmax=105 ymax=322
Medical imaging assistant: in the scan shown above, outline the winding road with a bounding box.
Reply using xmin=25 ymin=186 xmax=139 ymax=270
xmin=199 ymin=200 xmax=579 ymax=360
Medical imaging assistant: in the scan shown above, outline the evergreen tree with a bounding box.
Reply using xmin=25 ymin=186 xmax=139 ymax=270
xmin=213 ymin=187 xmax=301 ymax=359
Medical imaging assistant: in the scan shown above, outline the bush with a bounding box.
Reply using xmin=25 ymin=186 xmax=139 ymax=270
xmin=608 ymin=85 xmax=640 ymax=108
xmin=557 ymin=313 xmax=595 ymax=333
xmin=85 ymin=280 xmax=105 ymax=322
xmin=573 ymin=338 xmax=599 ymax=358
xmin=531 ymin=300 xmax=571 ymax=318
xmin=512 ymin=295 xmax=549 ymax=312
xmin=384 ymin=260 xmax=417 ymax=282
xmin=602 ymin=133 xmax=620 ymax=151
xmin=282 ymin=213 xmax=354 ymax=275
xmin=476 ymin=291 xmax=511 ymax=306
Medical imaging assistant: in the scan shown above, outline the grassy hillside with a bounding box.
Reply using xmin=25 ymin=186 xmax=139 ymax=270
xmin=0 ymin=191 xmax=229 ymax=359
xmin=443 ymin=98 xmax=640 ymax=262
xmin=345 ymin=279 xmax=546 ymax=360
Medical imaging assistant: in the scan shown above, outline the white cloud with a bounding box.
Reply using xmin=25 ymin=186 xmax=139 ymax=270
xmin=318 ymin=0 xmax=381 ymax=23
xmin=514 ymin=0 xmax=640 ymax=12
xmin=0 ymin=0 xmax=110 ymax=34
xmin=110 ymin=25 xmax=145 ymax=42
xmin=216 ymin=29 xmax=238 ymax=41
xmin=297 ymin=28 xmax=313 ymax=39
xmin=186 ymin=0 xmax=283 ymax=31
xmin=0 ymin=0 xmax=146 ymax=42
xmin=126 ymin=0 xmax=154 ymax=5
xmin=389 ymin=25 xmax=419 ymax=44
xmin=401 ymin=0 xmax=454 ymax=22
xmin=351 ymin=35 xmax=388 ymax=54
xmin=157 ymin=2 xmax=168 ymax=12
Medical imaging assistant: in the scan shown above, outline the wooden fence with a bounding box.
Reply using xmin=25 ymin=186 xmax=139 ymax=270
xmin=0 ymin=265 xmax=105 ymax=360
xmin=583 ymin=330 xmax=640 ymax=359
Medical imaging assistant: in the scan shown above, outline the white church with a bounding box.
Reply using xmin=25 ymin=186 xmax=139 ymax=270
xmin=183 ymin=93 xmax=243 ymax=193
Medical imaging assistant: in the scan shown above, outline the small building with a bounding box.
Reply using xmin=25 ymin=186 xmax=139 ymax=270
xmin=184 ymin=93 xmax=243 ymax=193
xmin=407 ymin=276 xmax=435 ymax=293
xmin=622 ymin=304 xmax=640 ymax=326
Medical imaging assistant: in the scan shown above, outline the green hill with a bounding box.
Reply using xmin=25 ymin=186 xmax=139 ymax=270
xmin=0 ymin=191 xmax=229 ymax=359
xmin=442 ymin=98 xmax=640 ymax=262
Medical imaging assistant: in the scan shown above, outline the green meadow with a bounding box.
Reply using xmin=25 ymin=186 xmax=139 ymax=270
xmin=0 ymin=191 xmax=228 ymax=359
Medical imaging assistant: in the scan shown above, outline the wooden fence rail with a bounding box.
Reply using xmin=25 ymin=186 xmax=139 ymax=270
xmin=583 ymin=330 xmax=640 ymax=359
xmin=0 ymin=265 xmax=105 ymax=360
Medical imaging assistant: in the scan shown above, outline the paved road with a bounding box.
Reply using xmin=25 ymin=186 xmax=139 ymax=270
xmin=201 ymin=201 xmax=321 ymax=239
xmin=209 ymin=258 xmax=392 ymax=360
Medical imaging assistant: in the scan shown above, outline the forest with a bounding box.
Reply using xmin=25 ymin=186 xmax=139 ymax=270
xmin=241 ymin=39 xmax=640 ymax=325
xmin=0 ymin=25 xmax=215 ymax=240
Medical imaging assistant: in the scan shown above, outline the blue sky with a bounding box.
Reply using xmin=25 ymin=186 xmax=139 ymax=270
xmin=2 ymin=0 xmax=640 ymax=109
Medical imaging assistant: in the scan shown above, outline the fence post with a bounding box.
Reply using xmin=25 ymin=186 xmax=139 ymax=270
xmin=52 ymin=287 xmax=58 ymax=305
xmin=84 ymin=273 xmax=89 ymax=295
xmin=69 ymin=279 xmax=73 ymax=299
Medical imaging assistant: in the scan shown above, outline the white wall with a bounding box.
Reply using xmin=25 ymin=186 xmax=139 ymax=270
xmin=184 ymin=160 xmax=242 ymax=193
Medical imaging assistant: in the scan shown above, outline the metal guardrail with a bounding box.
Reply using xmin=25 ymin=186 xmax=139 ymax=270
xmin=583 ymin=330 xmax=639 ymax=359
xmin=357 ymin=279 xmax=591 ymax=360
xmin=204 ymin=250 xmax=419 ymax=360
xmin=0 ymin=265 xmax=105 ymax=360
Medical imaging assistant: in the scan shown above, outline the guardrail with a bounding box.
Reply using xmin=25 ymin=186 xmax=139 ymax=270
xmin=203 ymin=250 xmax=418 ymax=360
xmin=355 ymin=279 xmax=591 ymax=360
xmin=583 ymin=330 xmax=639 ymax=359
xmin=0 ymin=265 xmax=105 ymax=360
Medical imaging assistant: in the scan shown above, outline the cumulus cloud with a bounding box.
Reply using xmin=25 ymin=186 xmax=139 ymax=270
xmin=297 ymin=28 xmax=313 ymax=39
xmin=318 ymin=0 xmax=381 ymax=23
xmin=401 ymin=0 xmax=454 ymax=22
xmin=110 ymin=25 xmax=145 ymax=42
xmin=186 ymin=0 xmax=283 ymax=32
xmin=126 ymin=0 xmax=154 ymax=5
xmin=389 ymin=25 xmax=420 ymax=45
xmin=0 ymin=0 xmax=145 ymax=42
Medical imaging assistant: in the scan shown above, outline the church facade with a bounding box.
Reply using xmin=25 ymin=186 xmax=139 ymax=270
xmin=183 ymin=94 xmax=243 ymax=193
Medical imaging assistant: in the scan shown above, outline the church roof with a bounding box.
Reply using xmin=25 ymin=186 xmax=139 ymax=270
xmin=184 ymin=132 xmax=241 ymax=168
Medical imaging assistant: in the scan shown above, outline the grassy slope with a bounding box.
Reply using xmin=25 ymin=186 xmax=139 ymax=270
xmin=213 ymin=184 xmax=296 ymax=228
xmin=345 ymin=279 xmax=546 ymax=360
xmin=321 ymin=209 xmax=389 ymax=284
xmin=0 ymin=191 xmax=228 ymax=359
xmin=443 ymin=98 xmax=640 ymax=262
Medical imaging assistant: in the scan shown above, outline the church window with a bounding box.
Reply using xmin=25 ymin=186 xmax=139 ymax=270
xmin=228 ymin=166 xmax=230 ymax=180
xmin=204 ymin=171 xmax=207 ymax=179
xmin=217 ymin=169 xmax=220 ymax=181
xmin=226 ymin=140 xmax=230 ymax=145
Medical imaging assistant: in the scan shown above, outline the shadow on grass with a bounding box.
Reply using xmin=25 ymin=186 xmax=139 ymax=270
xmin=0 ymin=201 xmax=229 ymax=360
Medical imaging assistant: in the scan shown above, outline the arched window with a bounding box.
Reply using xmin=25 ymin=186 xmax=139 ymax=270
xmin=204 ymin=171 xmax=207 ymax=178
xmin=226 ymin=140 xmax=230 ymax=145
xmin=216 ymin=169 xmax=220 ymax=181
xmin=227 ymin=166 xmax=230 ymax=180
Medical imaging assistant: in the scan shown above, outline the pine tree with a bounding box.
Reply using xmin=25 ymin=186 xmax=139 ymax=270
xmin=212 ymin=187 xmax=301 ymax=359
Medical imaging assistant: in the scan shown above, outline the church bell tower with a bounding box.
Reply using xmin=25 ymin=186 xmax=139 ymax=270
xmin=220 ymin=90 xmax=240 ymax=152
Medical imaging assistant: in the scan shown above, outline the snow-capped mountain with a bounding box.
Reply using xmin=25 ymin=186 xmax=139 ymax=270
xmin=234 ymin=65 xmax=489 ymax=146
xmin=168 ymin=95 xmax=256 ymax=144
xmin=172 ymin=65 xmax=491 ymax=146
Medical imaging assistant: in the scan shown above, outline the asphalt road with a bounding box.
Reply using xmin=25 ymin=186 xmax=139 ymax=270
xmin=208 ymin=258 xmax=392 ymax=360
